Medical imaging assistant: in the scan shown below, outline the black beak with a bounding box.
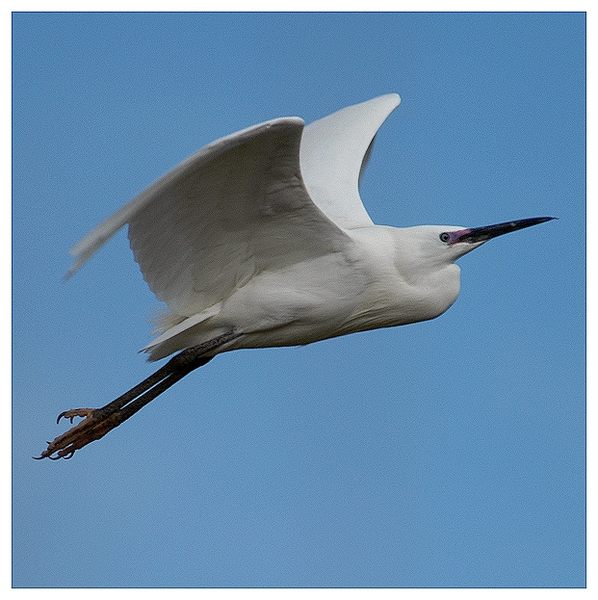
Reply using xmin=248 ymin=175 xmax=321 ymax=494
xmin=449 ymin=216 xmax=557 ymax=245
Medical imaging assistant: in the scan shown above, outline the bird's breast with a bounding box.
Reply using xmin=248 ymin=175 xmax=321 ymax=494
xmin=337 ymin=263 xmax=462 ymax=335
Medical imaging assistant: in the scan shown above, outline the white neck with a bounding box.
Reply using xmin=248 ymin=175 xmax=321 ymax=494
xmin=338 ymin=226 xmax=462 ymax=335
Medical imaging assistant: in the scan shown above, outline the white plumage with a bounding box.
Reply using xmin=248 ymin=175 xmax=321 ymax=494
xmin=67 ymin=93 xmax=551 ymax=362
xmin=69 ymin=95 xmax=411 ymax=359
xmin=39 ymin=93 xmax=554 ymax=459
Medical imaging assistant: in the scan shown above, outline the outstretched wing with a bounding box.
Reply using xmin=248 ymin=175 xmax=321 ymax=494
xmin=69 ymin=118 xmax=350 ymax=317
xmin=300 ymin=93 xmax=401 ymax=229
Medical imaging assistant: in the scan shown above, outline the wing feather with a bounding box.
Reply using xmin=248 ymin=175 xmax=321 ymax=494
xmin=300 ymin=93 xmax=401 ymax=228
xmin=67 ymin=94 xmax=402 ymax=320
xmin=69 ymin=118 xmax=350 ymax=317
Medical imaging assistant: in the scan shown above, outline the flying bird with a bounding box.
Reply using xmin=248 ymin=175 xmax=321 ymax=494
xmin=37 ymin=93 xmax=555 ymax=460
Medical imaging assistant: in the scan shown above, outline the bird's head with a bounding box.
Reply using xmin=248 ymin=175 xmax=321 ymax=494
xmin=403 ymin=217 xmax=557 ymax=268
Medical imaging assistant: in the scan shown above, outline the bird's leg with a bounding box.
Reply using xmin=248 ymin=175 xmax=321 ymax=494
xmin=35 ymin=333 xmax=237 ymax=460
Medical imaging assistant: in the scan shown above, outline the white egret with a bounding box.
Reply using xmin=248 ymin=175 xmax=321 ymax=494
xmin=37 ymin=93 xmax=554 ymax=459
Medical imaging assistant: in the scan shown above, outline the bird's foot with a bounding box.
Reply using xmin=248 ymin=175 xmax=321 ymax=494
xmin=35 ymin=406 xmax=123 ymax=460
xmin=35 ymin=342 xmax=225 ymax=461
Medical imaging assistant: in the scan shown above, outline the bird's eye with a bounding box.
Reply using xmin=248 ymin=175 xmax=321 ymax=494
xmin=439 ymin=232 xmax=451 ymax=243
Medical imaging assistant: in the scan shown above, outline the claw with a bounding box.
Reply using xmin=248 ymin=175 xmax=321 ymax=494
xmin=56 ymin=408 xmax=95 ymax=425
xmin=37 ymin=406 xmax=116 ymax=460
xmin=56 ymin=411 xmax=72 ymax=424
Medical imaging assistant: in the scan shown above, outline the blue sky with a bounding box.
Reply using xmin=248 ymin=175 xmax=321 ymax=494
xmin=12 ymin=12 xmax=585 ymax=587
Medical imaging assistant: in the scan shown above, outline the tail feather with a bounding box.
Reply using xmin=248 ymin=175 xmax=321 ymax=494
xmin=151 ymin=310 xmax=187 ymax=335
xmin=141 ymin=302 xmax=224 ymax=360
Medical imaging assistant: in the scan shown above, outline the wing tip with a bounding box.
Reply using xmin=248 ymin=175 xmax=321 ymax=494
xmin=378 ymin=92 xmax=401 ymax=109
xmin=265 ymin=116 xmax=305 ymax=130
xmin=65 ymin=223 xmax=120 ymax=278
xmin=63 ymin=253 xmax=88 ymax=280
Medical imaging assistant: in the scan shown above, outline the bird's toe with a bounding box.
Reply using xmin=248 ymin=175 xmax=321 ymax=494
xmin=56 ymin=408 xmax=96 ymax=425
